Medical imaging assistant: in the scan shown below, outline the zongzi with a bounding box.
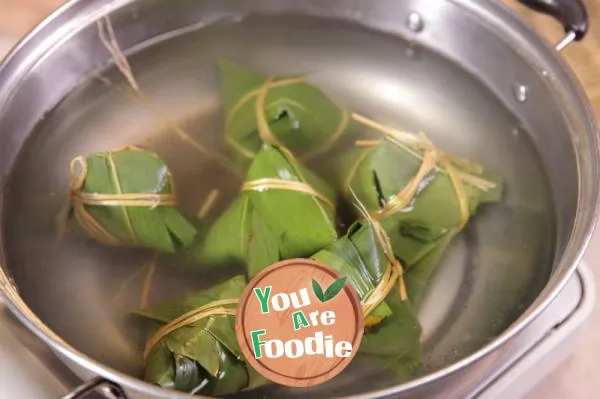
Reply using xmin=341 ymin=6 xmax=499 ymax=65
xmin=195 ymin=144 xmax=338 ymax=277
xmin=65 ymin=146 xmax=198 ymax=253
xmin=329 ymin=117 xmax=502 ymax=306
xmin=220 ymin=60 xmax=352 ymax=164
xmin=311 ymin=220 xmax=398 ymax=328
xmin=138 ymin=276 xmax=267 ymax=395
xmin=312 ymin=219 xmax=422 ymax=376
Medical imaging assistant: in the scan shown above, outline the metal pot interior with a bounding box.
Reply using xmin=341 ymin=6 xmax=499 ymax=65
xmin=0 ymin=0 xmax=596 ymax=397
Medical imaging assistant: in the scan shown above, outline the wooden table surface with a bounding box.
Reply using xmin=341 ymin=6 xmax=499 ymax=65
xmin=0 ymin=1 xmax=599 ymax=398
xmin=505 ymin=0 xmax=600 ymax=117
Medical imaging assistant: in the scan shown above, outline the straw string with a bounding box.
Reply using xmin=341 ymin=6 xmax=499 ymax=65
xmin=197 ymin=189 xmax=220 ymax=218
xmin=351 ymin=113 xmax=488 ymax=228
xmin=226 ymin=76 xmax=305 ymax=159
xmin=376 ymin=140 xmax=470 ymax=227
xmin=242 ymin=178 xmax=334 ymax=209
xmin=352 ymin=113 xmax=496 ymax=191
xmin=67 ymin=147 xmax=178 ymax=246
xmin=255 ymin=77 xmax=280 ymax=146
xmin=349 ymin=196 xmax=408 ymax=316
xmin=143 ymin=299 xmax=239 ymax=360
xmin=96 ymin=18 xmax=242 ymax=180
xmin=371 ymin=149 xmax=437 ymax=221
xmin=227 ymin=75 xmax=348 ymax=160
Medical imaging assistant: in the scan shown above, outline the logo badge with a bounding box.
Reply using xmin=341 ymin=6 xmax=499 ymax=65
xmin=235 ymin=259 xmax=364 ymax=387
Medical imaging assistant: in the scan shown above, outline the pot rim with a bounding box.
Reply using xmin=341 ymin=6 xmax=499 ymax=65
xmin=0 ymin=0 xmax=598 ymax=398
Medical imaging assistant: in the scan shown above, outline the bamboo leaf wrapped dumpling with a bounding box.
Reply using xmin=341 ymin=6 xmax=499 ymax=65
xmin=312 ymin=219 xmax=422 ymax=374
xmin=329 ymin=120 xmax=502 ymax=306
xmin=138 ymin=276 xmax=267 ymax=395
xmin=220 ymin=60 xmax=352 ymax=164
xmin=65 ymin=146 xmax=197 ymax=253
xmin=196 ymin=144 xmax=338 ymax=277
xmin=311 ymin=220 xmax=399 ymax=328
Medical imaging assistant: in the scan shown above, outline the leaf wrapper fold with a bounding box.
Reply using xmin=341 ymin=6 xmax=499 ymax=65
xmin=138 ymin=276 xmax=266 ymax=395
xmin=66 ymin=147 xmax=197 ymax=253
xmin=312 ymin=221 xmax=422 ymax=378
xmin=195 ymin=145 xmax=337 ymax=277
xmin=220 ymin=60 xmax=352 ymax=164
xmin=311 ymin=221 xmax=395 ymax=327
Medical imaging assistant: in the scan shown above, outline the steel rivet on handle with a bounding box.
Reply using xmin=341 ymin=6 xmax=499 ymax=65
xmin=516 ymin=0 xmax=588 ymax=52
xmin=555 ymin=31 xmax=577 ymax=52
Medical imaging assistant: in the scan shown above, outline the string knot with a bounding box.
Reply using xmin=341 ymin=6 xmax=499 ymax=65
xmin=62 ymin=147 xmax=180 ymax=246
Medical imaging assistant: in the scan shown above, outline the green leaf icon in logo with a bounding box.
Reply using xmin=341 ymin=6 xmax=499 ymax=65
xmin=312 ymin=277 xmax=347 ymax=303
xmin=312 ymin=279 xmax=325 ymax=302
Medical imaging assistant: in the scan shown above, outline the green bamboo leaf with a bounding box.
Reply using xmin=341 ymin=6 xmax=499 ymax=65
xmin=137 ymin=276 xmax=255 ymax=395
xmin=310 ymin=222 xmax=422 ymax=380
xmin=323 ymin=276 xmax=347 ymax=302
xmin=193 ymin=196 xmax=257 ymax=271
xmin=194 ymin=145 xmax=337 ymax=277
xmin=246 ymin=202 xmax=281 ymax=277
xmin=358 ymin=287 xmax=422 ymax=381
xmin=311 ymin=222 xmax=392 ymax=326
xmin=166 ymin=328 xmax=220 ymax=377
xmin=219 ymin=59 xmax=353 ymax=165
xmin=173 ymin=354 xmax=204 ymax=392
xmin=68 ymin=148 xmax=198 ymax=252
xmin=144 ymin=341 xmax=175 ymax=390
xmin=404 ymin=232 xmax=456 ymax=307
xmin=312 ymin=279 xmax=325 ymax=302
xmin=246 ymin=145 xmax=337 ymax=261
xmin=245 ymin=361 xmax=270 ymax=390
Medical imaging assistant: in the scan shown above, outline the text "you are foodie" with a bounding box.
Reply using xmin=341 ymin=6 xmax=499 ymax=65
xmin=236 ymin=259 xmax=364 ymax=387
xmin=250 ymin=283 xmax=353 ymax=360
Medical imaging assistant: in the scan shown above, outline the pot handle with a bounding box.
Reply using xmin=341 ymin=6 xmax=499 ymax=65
xmin=517 ymin=0 xmax=588 ymax=51
xmin=62 ymin=377 xmax=128 ymax=399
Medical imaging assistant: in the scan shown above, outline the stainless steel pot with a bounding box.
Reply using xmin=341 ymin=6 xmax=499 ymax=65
xmin=0 ymin=0 xmax=597 ymax=398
